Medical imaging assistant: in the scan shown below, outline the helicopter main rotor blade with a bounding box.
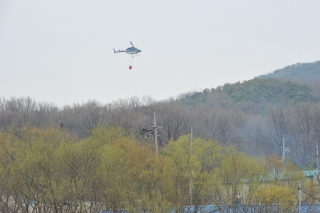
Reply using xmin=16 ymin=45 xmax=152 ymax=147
xmin=130 ymin=41 xmax=134 ymax=47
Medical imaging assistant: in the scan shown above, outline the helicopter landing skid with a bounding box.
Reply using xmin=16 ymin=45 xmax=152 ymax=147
xmin=129 ymin=54 xmax=141 ymax=58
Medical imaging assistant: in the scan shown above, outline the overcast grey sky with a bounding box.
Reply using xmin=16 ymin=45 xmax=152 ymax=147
xmin=1 ymin=1 xmax=320 ymax=106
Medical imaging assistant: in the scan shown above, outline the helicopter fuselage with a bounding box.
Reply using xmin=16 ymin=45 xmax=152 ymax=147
xmin=113 ymin=42 xmax=141 ymax=55
xmin=125 ymin=47 xmax=141 ymax=54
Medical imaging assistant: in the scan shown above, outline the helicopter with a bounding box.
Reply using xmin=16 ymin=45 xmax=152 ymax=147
xmin=113 ymin=41 xmax=141 ymax=57
xmin=114 ymin=42 xmax=141 ymax=70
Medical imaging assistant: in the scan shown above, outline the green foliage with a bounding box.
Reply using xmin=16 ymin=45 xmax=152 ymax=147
xmin=177 ymin=61 xmax=320 ymax=113
xmin=178 ymin=78 xmax=317 ymax=113
xmin=90 ymin=125 xmax=130 ymax=144
xmin=221 ymin=78 xmax=315 ymax=108
xmin=164 ymin=135 xmax=223 ymax=211
xmin=259 ymin=60 xmax=320 ymax=84
xmin=178 ymin=90 xmax=209 ymax=107
xmin=254 ymin=184 xmax=297 ymax=212
xmin=0 ymin=126 xmax=310 ymax=212
xmin=213 ymin=146 xmax=266 ymax=206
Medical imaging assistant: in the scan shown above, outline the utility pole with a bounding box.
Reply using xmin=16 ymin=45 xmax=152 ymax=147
xmin=282 ymin=138 xmax=285 ymax=161
xmin=298 ymin=182 xmax=302 ymax=213
xmin=189 ymin=126 xmax=193 ymax=208
xmin=316 ymin=144 xmax=319 ymax=180
xmin=282 ymin=138 xmax=289 ymax=162
xmin=152 ymin=111 xmax=162 ymax=155
xmin=191 ymin=125 xmax=193 ymax=142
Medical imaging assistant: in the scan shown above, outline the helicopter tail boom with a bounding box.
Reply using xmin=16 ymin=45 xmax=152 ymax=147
xmin=113 ymin=48 xmax=125 ymax=54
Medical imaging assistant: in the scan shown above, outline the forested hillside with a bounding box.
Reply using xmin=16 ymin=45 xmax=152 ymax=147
xmin=178 ymin=60 xmax=320 ymax=111
xmin=178 ymin=78 xmax=319 ymax=113
xmin=1 ymin=60 xmax=320 ymax=168
xmin=258 ymin=60 xmax=320 ymax=84
xmin=1 ymin=97 xmax=320 ymax=168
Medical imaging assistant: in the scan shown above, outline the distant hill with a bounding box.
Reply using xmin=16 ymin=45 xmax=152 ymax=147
xmin=177 ymin=61 xmax=320 ymax=113
xmin=215 ymin=78 xmax=314 ymax=105
xmin=258 ymin=60 xmax=320 ymax=84
xmin=178 ymin=78 xmax=318 ymax=113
